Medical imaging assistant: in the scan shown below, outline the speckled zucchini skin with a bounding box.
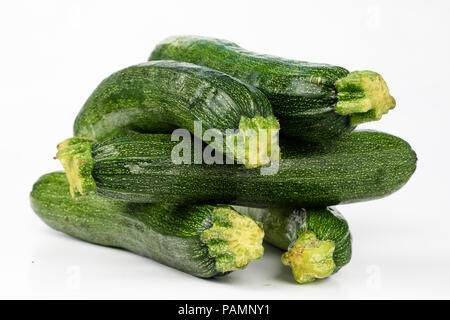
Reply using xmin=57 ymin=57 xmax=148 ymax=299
xmin=90 ymin=130 xmax=416 ymax=207
xmin=149 ymin=36 xmax=353 ymax=142
xmin=73 ymin=60 xmax=278 ymax=170
xmin=232 ymin=206 xmax=352 ymax=272
xmin=30 ymin=172 xmax=260 ymax=278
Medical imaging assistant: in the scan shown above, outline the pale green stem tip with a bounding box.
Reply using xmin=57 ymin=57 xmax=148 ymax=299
xmin=200 ymin=207 xmax=264 ymax=273
xmin=281 ymin=230 xmax=336 ymax=284
xmin=55 ymin=137 xmax=96 ymax=197
xmin=225 ymin=115 xmax=280 ymax=169
xmin=335 ymin=70 xmax=396 ymax=126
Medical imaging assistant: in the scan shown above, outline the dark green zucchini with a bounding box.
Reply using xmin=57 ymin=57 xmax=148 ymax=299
xmin=149 ymin=36 xmax=396 ymax=142
xmin=55 ymin=130 xmax=416 ymax=207
xmin=74 ymin=60 xmax=280 ymax=168
xmin=30 ymin=172 xmax=264 ymax=278
xmin=232 ymin=206 xmax=351 ymax=284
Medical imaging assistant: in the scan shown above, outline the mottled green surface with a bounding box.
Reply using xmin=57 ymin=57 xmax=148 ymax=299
xmin=30 ymin=172 xmax=264 ymax=278
xmin=74 ymin=60 xmax=278 ymax=167
xmin=87 ymin=130 xmax=416 ymax=207
xmin=232 ymin=206 xmax=352 ymax=276
xmin=149 ymin=35 xmax=354 ymax=142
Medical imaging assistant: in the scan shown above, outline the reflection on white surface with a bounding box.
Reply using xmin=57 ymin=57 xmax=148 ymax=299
xmin=22 ymin=205 xmax=450 ymax=299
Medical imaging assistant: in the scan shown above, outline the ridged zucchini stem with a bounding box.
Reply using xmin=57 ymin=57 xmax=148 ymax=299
xmin=55 ymin=137 xmax=96 ymax=197
xmin=335 ymin=70 xmax=396 ymax=126
xmin=200 ymin=207 xmax=264 ymax=273
xmin=281 ymin=231 xmax=336 ymax=284
xmin=225 ymin=115 xmax=280 ymax=169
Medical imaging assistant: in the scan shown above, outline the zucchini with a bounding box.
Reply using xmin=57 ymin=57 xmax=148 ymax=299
xmin=149 ymin=36 xmax=396 ymax=142
xmin=30 ymin=172 xmax=264 ymax=278
xmin=73 ymin=60 xmax=280 ymax=168
xmin=55 ymin=130 xmax=417 ymax=207
xmin=232 ymin=206 xmax=351 ymax=284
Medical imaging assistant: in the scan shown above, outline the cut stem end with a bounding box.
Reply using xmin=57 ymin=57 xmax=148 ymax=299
xmin=55 ymin=137 xmax=96 ymax=197
xmin=201 ymin=207 xmax=264 ymax=273
xmin=226 ymin=115 xmax=280 ymax=169
xmin=335 ymin=70 xmax=396 ymax=126
xmin=282 ymin=230 xmax=336 ymax=284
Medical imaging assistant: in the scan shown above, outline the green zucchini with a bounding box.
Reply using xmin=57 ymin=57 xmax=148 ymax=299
xmin=55 ymin=130 xmax=417 ymax=207
xmin=232 ymin=206 xmax=351 ymax=284
xmin=74 ymin=60 xmax=280 ymax=168
xmin=30 ymin=172 xmax=264 ymax=278
xmin=149 ymin=36 xmax=396 ymax=142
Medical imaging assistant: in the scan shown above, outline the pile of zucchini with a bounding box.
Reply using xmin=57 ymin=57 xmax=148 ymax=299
xmin=30 ymin=36 xmax=416 ymax=284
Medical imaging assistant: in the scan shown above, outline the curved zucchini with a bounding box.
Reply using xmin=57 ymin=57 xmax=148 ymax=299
xmin=232 ymin=206 xmax=351 ymax=284
xmin=55 ymin=130 xmax=417 ymax=207
xmin=74 ymin=60 xmax=280 ymax=168
xmin=30 ymin=172 xmax=264 ymax=278
xmin=149 ymin=36 xmax=396 ymax=142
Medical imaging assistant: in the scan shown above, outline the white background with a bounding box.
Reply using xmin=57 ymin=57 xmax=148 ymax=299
xmin=1 ymin=0 xmax=449 ymax=299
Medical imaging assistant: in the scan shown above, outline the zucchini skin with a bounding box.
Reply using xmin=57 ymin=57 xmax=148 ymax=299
xmin=149 ymin=36 xmax=353 ymax=142
xmin=73 ymin=60 xmax=279 ymax=168
xmin=30 ymin=172 xmax=264 ymax=278
xmin=77 ymin=130 xmax=416 ymax=207
xmin=233 ymin=206 xmax=351 ymax=273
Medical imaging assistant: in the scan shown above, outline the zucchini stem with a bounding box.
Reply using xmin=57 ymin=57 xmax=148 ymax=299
xmin=281 ymin=230 xmax=336 ymax=284
xmin=200 ymin=207 xmax=264 ymax=273
xmin=225 ymin=115 xmax=280 ymax=169
xmin=55 ymin=137 xmax=96 ymax=197
xmin=335 ymin=70 xmax=396 ymax=126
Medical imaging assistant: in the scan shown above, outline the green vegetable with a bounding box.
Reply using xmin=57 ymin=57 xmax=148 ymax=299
xmin=149 ymin=35 xmax=396 ymax=142
xmin=74 ymin=60 xmax=280 ymax=168
xmin=56 ymin=130 xmax=417 ymax=207
xmin=30 ymin=172 xmax=264 ymax=278
xmin=232 ymin=206 xmax=351 ymax=284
